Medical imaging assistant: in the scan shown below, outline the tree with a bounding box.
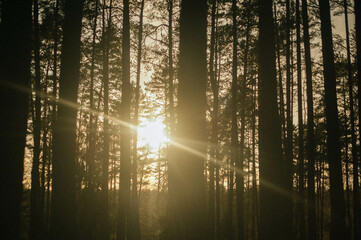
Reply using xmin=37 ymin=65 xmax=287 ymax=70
xmin=295 ymin=0 xmax=305 ymax=238
xmin=50 ymin=0 xmax=84 ymax=239
xmin=301 ymin=0 xmax=316 ymax=239
xmin=30 ymin=0 xmax=42 ymax=239
xmin=168 ymin=0 xmax=207 ymax=239
xmin=117 ymin=0 xmax=131 ymax=238
xmin=0 ymin=0 xmax=32 ymax=239
xmin=318 ymin=0 xmax=347 ymax=239
xmin=129 ymin=0 xmax=144 ymax=239
xmin=342 ymin=0 xmax=360 ymax=239
xmin=258 ymin=0 xmax=287 ymax=239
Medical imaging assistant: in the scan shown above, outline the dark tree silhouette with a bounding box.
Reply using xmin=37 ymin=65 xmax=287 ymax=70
xmin=168 ymin=0 xmax=207 ymax=239
xmin=318 ymin=0 xmax=347 ymax=239
xmin=258 ymin=0 xmax=287 ymax=239
xmin=301 ymin=0 xmax=316 ymax=239
xmin=50 ymin=0 xmax=84 ymax=239
xmin=0 ymin=0 xmax=32 ymax=239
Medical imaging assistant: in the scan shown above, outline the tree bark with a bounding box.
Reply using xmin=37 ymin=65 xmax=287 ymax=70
xmin=117 ymin=0 xmax=131 ymax=238
xmin=30 ymin=0 xmax=42 ymax=238
xmin=0 ymin=0 xmax=32 ymax=239
xmin=50 ymin=0 xmax=83 ymax=239
xmin=301 ymin=1 xmax=316 ymax=239
xmin=295 ymin=1 xmax=305 ymax=238
xmin=129 ymin=0 xmax=144 ymax=239
xmin=168 ymin=0 xmax=207 ymax=239
xmin=258 ymin=0 xmax=287 ymax=239
xmin=318 ymin=1 xmax=348 ymax=239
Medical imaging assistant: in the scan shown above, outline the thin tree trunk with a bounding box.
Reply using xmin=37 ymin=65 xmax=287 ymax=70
xmin=295 ymin=1 xmax=305 ymax=238
xmin=84 ymin=1 xmax=99 ymax=239
xmin=228 ymin=0 xmax=238 ymax=238
xmin=318 ymin=1 xmax=348 ymax=239
xmin=129 ymin=1 xmax=144 ymax=239
xmin=101 ymin=0 xmax=112 ymax=238
xmin=208 ymin=0 xmax=217 ymax=238
xmin=50 ymin=0 xmax=83 ymax=239
xmin=30 ymin=0 xmax=42 ymax=238
xmin=0 ymin=0 xmax=32 ymax=239
xmin=343 ymin=1 xmax=361 ymax=239
xmin=117 ymin=0 xmax=131 ymax=238
xmin=356 ymin=4 xmax=361 ymax=234
xmin=237 ymin=1 xmax=251 ymax=239
xmin=301 ymin=0 xmax=316 ymax=239
xmin=284 ymin=1 xmax=294 ymax=238
xmin=273 ymin=2 xmax=286 ymax=151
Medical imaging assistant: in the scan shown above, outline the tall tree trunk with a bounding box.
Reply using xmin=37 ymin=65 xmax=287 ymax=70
xmin=101 ymin=0 xmax=112 ymax=239
xmin=208 ymin=0 xmax=217 ymax=238
xmin=215 ymin=20 xmax=221 ymax=240
xmin=343 ymin=1 xmax=361 ymax=239
xmin=129 ymin=1 xmax=144 ymax=239
xmin=295 ymin=1 xmax=305 ymax=238
xmin=30 ymin=0 xmax=42 ymax=238
xmin=301 ymin=0 xmax=316 ymax=239
xmin=0 ymin=0 xmax=32 ymax=239
xmin=284 ymin=1 xmax=294 ymax=238
xmin=168 ymin=0 xmax=207 ymax=239
xmin=228 ymin=0 xmax=238 ymax=238
xmin=251 ymin=73 xmax=258 ymax=240
xmin=318 ymin=1 xmax=348 ymax=239
xmin=273 ymin=2 xmax=286 ymax=151
xmin=84 ymin=1 xmax=98 ymax=239
xmin=258 ymin=0 xmax=287 ymax=239
xmin=237 ymin=1 xmax=251 ymax=240
xmin=168 ymin=0 xmax=175 ymax=136
xmin=117 ymin=0 xmax=131 ymax=238
xmin=50 ymin=0 xmax=83 ymax=239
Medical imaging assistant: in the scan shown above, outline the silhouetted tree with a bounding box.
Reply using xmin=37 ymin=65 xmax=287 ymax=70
xmin=50 ymin=0 xmax=84 ymax=239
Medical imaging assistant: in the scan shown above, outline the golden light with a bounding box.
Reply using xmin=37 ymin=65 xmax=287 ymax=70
xmin=137 ymin=119 xmax=169 ymax=149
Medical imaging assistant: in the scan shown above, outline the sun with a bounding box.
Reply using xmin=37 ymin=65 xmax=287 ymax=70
xmin=137 ymin=119 xmax=169 ymax=149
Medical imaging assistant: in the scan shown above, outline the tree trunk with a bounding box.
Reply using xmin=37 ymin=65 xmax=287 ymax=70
xmin=318 ymin=1 xmax=348 ymax=239
xmin=30 ymin=0 xmax=42 ymax=238
xmin=228 ymin=0 xmax=238 ymax=238
xmin=101 ymin=0 xmax=112 ymax=238
xmin=284 ymin=1 xmax=294 ymax=238
xmin=295 ymin=1 xmax=305 ymax=238
xmin=343 ymin=1 xmax=361 ymax=239
xmin=208 ymin=0 xmax=217 ymax=238
xmin=129 ymin=0 xmax=144 ymax=239
xmin=168 ymin=0 xmax=207 ymax=239
xmin=117 ymin=0 xmax=131 ymax=238
xmin=301 ymin=0 xmax=316 ymax=239
xmin=50 ymin=0 xmax=83 ymax=239
xmin=258 ymin=0 xmax=287 ymax=239
xmin=0 ymin=0 xmax=32 ymax=239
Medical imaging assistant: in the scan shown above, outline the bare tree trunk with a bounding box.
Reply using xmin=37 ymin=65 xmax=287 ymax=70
xmin=228 ymin=1 xmax=238 ymax=238
xmin=295 ymin=1 xmax=305 ymax=238
xmin=343 ymin=1 xmax=361 ymax=239
xmin=284 ymin=2 xmax=294 ymax=238
xmin=101 ymin=0 xmax=112 ymax=239
xmin=0 ymin=0 xmax=32 ymax=239
xmin=208 ymin=0 xmax=217 ymax=238
xmin=50 ymin=0 xmax=83 ymax=239
xmin=318 ymin=1 xmax=348 ymax=239
xmin=117 ymin=0 xmax=131 ymax=238
xmin=168 ymin=0 xmax=208 ymax=239
xmin=301 ymin=0 xmax=316 ymax=239
xmin=30 ymin=0 xmax=42 ymax=238
xmin=129 ymin=1 xmax=144 ymax=239
xmin=258 ymin=0 xmax=287 ymax=239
